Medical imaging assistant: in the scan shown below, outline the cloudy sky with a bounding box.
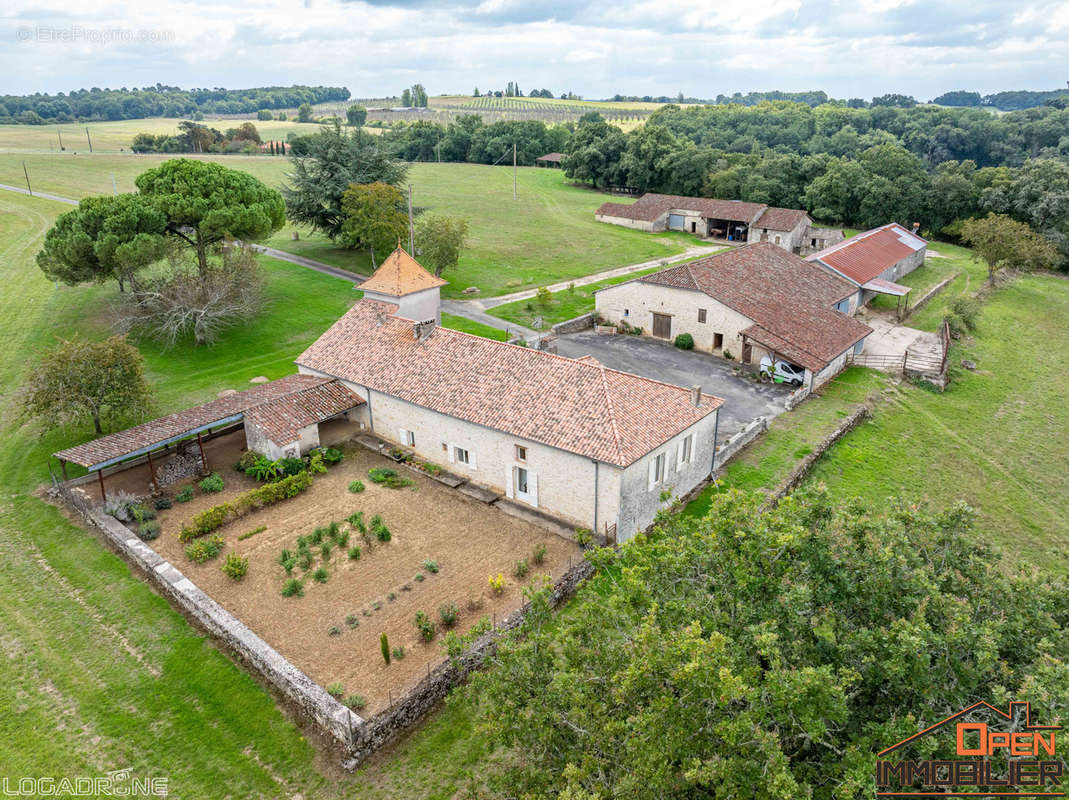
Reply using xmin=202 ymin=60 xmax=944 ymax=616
xmin=3 ymin=0 xmax=1068 ymax=100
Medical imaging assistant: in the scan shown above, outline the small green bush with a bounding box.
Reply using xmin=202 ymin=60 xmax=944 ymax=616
xmin=368 ymin=467 xmax=413 ymax=489
xmin=333 ymin=529 xmax=350 ymax=547
xmin=514 ymin=559 xmax=529 ymax=578
xmin=312 ymin=566 xmax=329 ymax=583
xmin=414 ymin=572 xmax=424 ymax=582
xmin=153 ymin=497 xmax=173 ymax=510
xmin=422 ymin=559 xmax=439 ymax=574
xmin=309 ymin=527 xmax=325 ymax=545
xmin=345 ymin=614 xmax=360 ymax=628
xmin=347 ymin=511 xmax=366 ymax=534
xmin=674 ymin=332 xmax=695 ymax=350
xmin=951 ymin=296 xmax=981 ymax=332
xmin=414 ymin=611 xmax=436 ymax=642
xmin=326 ymin=681 xmax=344 ymax=697
xmin=307 ymin=451 xmax=327 ymax=475
xmin=320 ymin=541 xmax=333 ymax=560
xmin=278 ymin=549 xmax=297 ymax=575
xmin=533 ymin=543 xmax=546 ymax=564
xmin=327 ymin=624 xmax=341 ymax=636
xmin=348 ymin=480 xmax=365 ymax=493
xmin=320 ymin=447 xmax=344 ymax=464
xmin=438 ymin=602 xmax=459 ymax=628
xmin=281 ymin=578 xmax=303 ymax=598
xmin=185 ymin=535 xmax=224 ymax=564
xmin=348 ymin=546 xmax=361 ymax=561
xmin=343 ymin=694 xmax=366 ymax=710
xmin=723 ymin=350 xmax=734 ymax=360
xmin=175 ymin=487 xmax=193 ymax=503
xmin=199 ymin=472 xmax=225 ymax=493
xmin=575 ymin=528 xmax=594 ymax=548
xmin=391 ymin=646 xmax=406 ymax=661
xmin=238 ymin=525 xmax=266 ymax=541
xmin=298 ymin=549 xmax=314 ymax=570
xmin=278 ymin=456 xmax=305 ymax=477
xmin=371 ymin=514 xmax=391 ymax=542
xmin=234 ymin=450 xmax=262 ymax=474
xmin=137 ymin=521 xmax=161 ymax=541
xmin=221 ymin=553 xmax=249 ymax=580
xmin=489 ymin=573 xmax=506 ymax=596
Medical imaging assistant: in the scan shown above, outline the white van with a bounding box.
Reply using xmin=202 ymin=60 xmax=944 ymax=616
xmin=759 ymin=355 xmax=806 ymax=387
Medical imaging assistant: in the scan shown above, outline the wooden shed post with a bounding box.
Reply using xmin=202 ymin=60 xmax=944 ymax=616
xmin=59 ymin=459 xmax=68 ymax=481
xmin=96 ymin=470 xmax=106 ymax=502
xmin=196 ymin=432 xmax=208 ymax=474
xmin=146 ymin=450 xmax=160 ymax=493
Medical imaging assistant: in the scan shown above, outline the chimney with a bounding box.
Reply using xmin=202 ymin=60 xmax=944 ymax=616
xmin=691 ymin=385 xmax=701 ymax=407
xmin=413 ymin=319 xmax=437 ymax=343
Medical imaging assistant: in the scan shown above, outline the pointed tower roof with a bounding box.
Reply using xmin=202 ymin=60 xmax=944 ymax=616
xmin=359 ymin=245 xmax=447 ymax=297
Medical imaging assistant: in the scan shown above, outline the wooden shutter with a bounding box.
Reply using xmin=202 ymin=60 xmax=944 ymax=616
xmin=504 ymin=466 xmax=514 ymax=498
xmin=447 ymin=444 xmax=455 ymax=463
xmin=528 ymin=472 xmax=538 ymax=507
xmin=648 ymin=458 xmax=657 ymax=489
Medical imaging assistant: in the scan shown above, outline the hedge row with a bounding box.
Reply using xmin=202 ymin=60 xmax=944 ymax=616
xmin=179 ymin=471 xmax=313 ymax=541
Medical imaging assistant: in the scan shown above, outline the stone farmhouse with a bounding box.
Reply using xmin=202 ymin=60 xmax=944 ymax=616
xmin=594 ymin=192 xmax=836 ymax=253
xmin=56 ymin=248 xmax=726 ymax=543
xmin=806 ymin=223 xmax=927 ymax=313
xmin=594 ymin=242 xmax=873 ymax=390
xmin=297 ymin=248 xmax=724 ymax=540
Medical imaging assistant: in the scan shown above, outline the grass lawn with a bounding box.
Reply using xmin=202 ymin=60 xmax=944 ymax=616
xmin=0 ymin=153 xmax=699 ymax=298
xmin=806 ymin=274 xmax=1069 ymax=572
xmin=682 ymin=368 xmax=890 ymax=517
xmin=440 ymin=313 xmax=511 ymax=340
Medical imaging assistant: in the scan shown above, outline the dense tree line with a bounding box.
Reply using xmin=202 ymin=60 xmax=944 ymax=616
xmin=379 ymin=115 xmax=571 ymax=165
xmin=0 ymin=84 xmax=349 ymax=124
xmin=131 ymin=121 xmax=265 ymax=154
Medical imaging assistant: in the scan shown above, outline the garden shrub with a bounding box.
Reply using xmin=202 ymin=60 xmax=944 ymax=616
xmin=343 ymin=695 xmax=366 ymax=710
xmin=175 ymin=487 xmax=193 ymax=503
xmin=723 ymin=349 xmax=734 ymax=360
xmin=414 ymin=611 xmax=436 ymax=642
xmin=489 ymin=573 xmax=506 ymax=596
xmin=185 ymin=535 xmax=224 ymax=564
xmin=246 ymin=456 xmax=284 ymax=482
xmin=278 ymin=549 xmax=297 ymax=575
xmin=103 ymin=490 xmax=139 ymax=522
xmin=575 ymin=528 xmax=593 ymax=548
xmin=326 ymin=682 xmax=344 ymax=698
xmin=320 ymin=541 xmax=333 ymax=560
xmin=180 ymin=503 xmax=234 ymax=541
xmin=391 ymin=646 xmax=405 ymax=661
xmin=312 ymin=566 xmax=329 ymax=583
xmin=368 ymin=467 xmax=413 ymax=489
xmin=221 ymin=553 xmax=248 ymax=581
xmin=278 ymin=457 xmax=305 ymax=477
xmin=320 ymin=447 xmax=344 ymax=464
xmin=153 ymin=497 xmax=173 ymax=511
xmin=309 ymin=527 xmax=325 ymax=545
xmin=514 ymin=559 xmax=529 ymax=578
xmin=238 ymin=525 xmax=266 ymax=541
xmin=674 ymin=332 xmax=695 ymax=350
xmin=371 ymin=514 xmax=391 ymax=542
xmin=130 ymin=504 xmax=156 ymax=523
xmin=422 ymin=559 xmax=439 ymax=574
xmin=234 ymin=450 xmax=263 ymax=474
xmin=951 ymin=296 xmax=981 ymax=332
xmin=348 ymin=546 xmax=361 ymax=561
xmin=199 ymin=472 xmax=225 ymax=493
xmin=327 ymin=625 xmax=341 ymax=636
xmin=533 ymin=543 xmax=546 ymax=565
xmin=183 ymin=471 xmax=313 ymax=540
xmin=137 ymin=521 xmax=161 ymax=541
xmin=348 ymin=480 xmax=365 ymax=493
xmin=438 ymin=602 xmax=459 ymax=628
xmin=414 ymin=572 xmax=424 ymax=582
xmin=298 ymin=550 xmax=314 ymax=570
xmin=345 ymin=614 xmax=359 ymax=628
xmin=307 ymin=451 xmax=327 ymax=475
xmin=280 ymin=578 xmax=303 ymax=597
xmin=348 ymin=511 xmax=367 ymax=535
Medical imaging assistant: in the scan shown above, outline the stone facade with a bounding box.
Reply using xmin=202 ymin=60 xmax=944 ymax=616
xmin=361 ymin=285 xmax=442 ymax=324
xmin=593 ymin=213 xmax=658 ymax=232
xmin=749 ymin=216 xmax=811 ymax=252
xmin=244 ymin=418 xmax=320 ymax=460
xmin=299 ymin=365 xmax=718 ymax=542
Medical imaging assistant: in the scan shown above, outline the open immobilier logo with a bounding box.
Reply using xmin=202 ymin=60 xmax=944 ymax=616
xmin=875 ymin=701 xmax=1063 ymax=797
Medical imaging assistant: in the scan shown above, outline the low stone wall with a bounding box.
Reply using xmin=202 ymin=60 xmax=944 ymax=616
xmin=902 ymin=273 xmax=957 ymax=321
xmin=770 ymin=405 xmax=870 ymax=500
xmin=52 ymin=483 xmax=359 ymax=752
xmin=551 ymin=312 xmax=595 ymax=335
xmin=785 ymin=385 xmax=812 ymax=411
xmin=346 ymin=556 xmax=596 ymax=766
xmin=713 ymin=416 xmax=768 ymax=472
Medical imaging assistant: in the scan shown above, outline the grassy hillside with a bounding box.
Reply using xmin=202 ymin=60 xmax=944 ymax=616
xmin=0 ymin=153 xmax=696 ymax=297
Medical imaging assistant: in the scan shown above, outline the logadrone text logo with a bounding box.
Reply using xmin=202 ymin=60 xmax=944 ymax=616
xmin=875 ymin=701 xmax=1063 ymax=798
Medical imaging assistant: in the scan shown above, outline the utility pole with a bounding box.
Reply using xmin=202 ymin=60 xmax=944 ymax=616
xmin=57 ymin=128 xmax=64 ymax=150
xmin=436 ymin=135 xmax=440 ymax=163
xmin=111 ymin=173 xmax=118 ymax=195
xmin=22 ymin=161 xmax=32 ymax=195
xmin=85 ymin=127 xmax=93 ymax=153
xmin=407 ymin=184 xmax=415 ymax=254
xmin=513 ymin=142 xmax=517 ymax=201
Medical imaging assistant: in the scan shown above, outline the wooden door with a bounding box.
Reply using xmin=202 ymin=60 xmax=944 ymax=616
xmin=652 ymin=313 xmax=671 ymax=339
xmin=742 ymin=343 xmax=753 ymax=363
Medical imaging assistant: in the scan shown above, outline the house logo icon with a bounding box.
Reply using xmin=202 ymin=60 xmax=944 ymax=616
xmin=875 ymin=701 xmax=1064 ymax=798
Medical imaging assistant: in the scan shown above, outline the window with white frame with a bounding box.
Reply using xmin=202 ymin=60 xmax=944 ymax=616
xmin=515 ymin=444 xmax=527 ymax=462
xmin=455 ymin=447 xmax=470 ymax=465
xmin=648 ymin=452 xmax=666 ymax=489
xmin=680 ymin=434 xmax=693 ymax=466
xmin=398 ymin=428 xmax=415 ymax=447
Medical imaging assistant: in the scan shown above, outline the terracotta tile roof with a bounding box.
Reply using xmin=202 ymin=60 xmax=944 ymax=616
xmin=536 ymin=152 xmax=564 ymax=161
xmin=806 ymin=223 xmax=927 ymax=285
xmin=595 ymin=193 xmax=769 ymax=224
xmin=358 ymin=246 xmax=447 ymax=297
xmin=54 ymin=375 xmax=362 ymax=469
xmin=244 ymin=380 xmax=364 ymax=446
xmin=297 ymin=301 xmax=723 ymax=467
xmin=639 ymin=242 xmax=872 ymax=372
xmin=754 ymin=206 xmax=811 ymax=232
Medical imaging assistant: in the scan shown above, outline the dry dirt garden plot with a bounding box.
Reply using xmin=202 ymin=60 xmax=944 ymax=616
xmin=146 ymin=444 xmax=581 ymax=715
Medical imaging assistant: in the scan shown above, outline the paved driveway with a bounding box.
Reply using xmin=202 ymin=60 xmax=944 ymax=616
xmin=557 ymin=332 xmax=790 ymax=439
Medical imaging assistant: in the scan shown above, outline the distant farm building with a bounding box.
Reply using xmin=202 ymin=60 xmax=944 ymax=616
xmin=535 ymin=153 xmax=564 ymax=168
xmin=594 ymin=193 xmax=837 ymax=254
xmin=806 ymin=223 xmax=927 ymax=314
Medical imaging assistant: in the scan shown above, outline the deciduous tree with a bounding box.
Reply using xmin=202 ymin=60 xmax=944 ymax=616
xmin=346 ymin=104 xmax=367 ymax=126
xmin=414 ymin=213 xmax=469 ymax=276
xmin=22 ymin=336 xmax=152 ymax=434
xmin=960 ymin=213 xmax=1060 ymax=280
xmin=339 ymin=182 xmax=408 ymax=265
